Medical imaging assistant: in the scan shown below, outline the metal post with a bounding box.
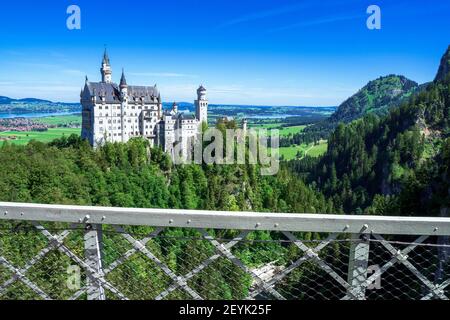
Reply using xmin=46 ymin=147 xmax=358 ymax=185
xmin=347 ymin=233 xmax=370 ymax=300
xmin=84 ymin=223 xmax=106 ymax=300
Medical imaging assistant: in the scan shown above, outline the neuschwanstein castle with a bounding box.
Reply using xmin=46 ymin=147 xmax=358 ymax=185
xmin=81 ymin=50 xmax=208 ymax=158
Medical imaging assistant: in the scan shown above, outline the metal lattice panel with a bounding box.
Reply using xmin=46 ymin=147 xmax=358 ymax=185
xmin=1 ymin=202 xmax=450 ymax=301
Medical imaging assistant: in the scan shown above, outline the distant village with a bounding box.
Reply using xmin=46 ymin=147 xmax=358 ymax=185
xmin=0 ymin=118 xmax=48 ymax=132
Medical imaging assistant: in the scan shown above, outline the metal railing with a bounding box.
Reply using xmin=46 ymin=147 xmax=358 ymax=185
xmin=1 ymin=202 xmax=450 ymax=300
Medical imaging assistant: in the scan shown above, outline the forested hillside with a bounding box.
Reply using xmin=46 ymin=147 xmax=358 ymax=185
xmin=0 ymin=136 xmax=333 ymax=214
xmin=284 ymin=75 xmax=422 ymax=146
xmin=292 ymin=46 xmax=450 ymax=215
xmin=330 ymin=75 xmax=420 ymax=123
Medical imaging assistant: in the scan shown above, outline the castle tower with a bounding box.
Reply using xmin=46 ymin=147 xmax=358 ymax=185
xmin=195 ymin=85 xmax=208 ymax=124
xmin=242 ymin=118 xmax=248 ymax=132
xmin=100 ymin=49 xmax=112 ymax=83
xmin=172 ymin=102 xmax=178 ymax=114
xmin=120 ymin=69 xmax=128 ymax=142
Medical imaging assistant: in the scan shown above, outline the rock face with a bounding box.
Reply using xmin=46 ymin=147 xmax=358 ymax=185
xmin=434 ymin=45 xmax=450 ymax=82
xmin=330 ymin=75 xmax=419 ymax=124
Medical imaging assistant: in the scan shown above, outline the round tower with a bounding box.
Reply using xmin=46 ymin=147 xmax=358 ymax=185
xmin=197 ymin=85 xmax=207 ymax=101
xmin=195 ymin=85 xmax=208 ymax=124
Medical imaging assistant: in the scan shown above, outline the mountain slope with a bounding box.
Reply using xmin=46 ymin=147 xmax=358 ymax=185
xmin=435 ymin=45 xmax=450 ymax=82
xmin=300 ymin=75 xmax=421 ymax=145
xmin=306 ymin=46 xmax=450 ymax=214
xmin=330 ymin=75 xmax=419 ymax=123
xmin=0 ymin=96 xmax=52 ymax=104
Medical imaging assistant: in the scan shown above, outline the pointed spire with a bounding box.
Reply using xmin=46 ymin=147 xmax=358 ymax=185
xmin=120 ymin=68 xmax=127 ymax=88
xmin=85 ymin=75 xmax=89 ymax=84
xmin=102 ymin=47 xmax=110 ymax=65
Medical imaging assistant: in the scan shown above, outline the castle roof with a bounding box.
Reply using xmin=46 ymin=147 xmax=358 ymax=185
xmin=85 ymin=82 xmax=160 ymax=103
xmin=179 ymin=113 xmax=196 ymax=120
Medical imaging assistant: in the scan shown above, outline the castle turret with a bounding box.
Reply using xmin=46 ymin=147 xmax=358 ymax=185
xmin=242 ymin=118 xmax=248 ymax=132
xmin=120 ymin=69 xmax=128 ymax=142
xmin=172 ymin=102 xmax=178 ymax=114
xmin=120 ymin=69 xmax=128 ymax=90
xmin=101 ymin=49 xmax=112 ymax=83
xmin=195 ymin=85 xmax=208 ymax=124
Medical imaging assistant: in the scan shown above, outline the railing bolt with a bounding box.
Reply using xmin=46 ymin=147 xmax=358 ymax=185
xmin=255 ymin=223 xmax=261 ymax=228
xmin=4 ymin=211 xmax=7 ymax=215
xmin=274 ymin=223 xmax=279 ymax=228
xmin=187 ymin=219 xmax=192 ymax=224
xmin=343 ymin=224 xmax=350 ymax=231
xmin=101 ymin=216 xmax=106 ymax=221
xmin=434 ymin=227 xmax=439 ymax=232
xmin=360 ymin=234 xmax=369 ymax=242
xmin=84 ymin=215 xmax=90 ymax=223
xmin=20 ymin=212 xmax=24 ymax=216
xmin=361 ymin=224 xmax=369 ymax=232
xmin=169 ymin=219 xmax=174 ymax=224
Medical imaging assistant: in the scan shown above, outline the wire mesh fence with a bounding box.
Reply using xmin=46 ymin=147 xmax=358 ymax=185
xmin=1 ymin=220 xmax=449 ymax=300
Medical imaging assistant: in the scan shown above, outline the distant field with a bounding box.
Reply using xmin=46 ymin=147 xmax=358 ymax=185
xmin=307 ymin=141 xmax=328 ymax=157
xmin=277 ymin=141 xmax=328 ymax=160
xmin=253 ymin=124 xmax=307 ymax=136
xmin=32 ymin=114 xmax=82 ymax=126
xmin=0 ymin=128 xmax=81 ymax=145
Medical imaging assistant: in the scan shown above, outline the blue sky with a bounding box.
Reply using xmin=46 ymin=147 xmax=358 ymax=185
xmin=0 ymin=0 xmax=449 ymax=105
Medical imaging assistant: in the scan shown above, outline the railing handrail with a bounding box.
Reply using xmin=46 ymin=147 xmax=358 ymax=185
xmin=1 ymin=201 xmax=449 ymax=236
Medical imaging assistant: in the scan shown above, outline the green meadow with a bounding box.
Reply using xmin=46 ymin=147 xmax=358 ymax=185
xmin=0 ymin=128 xmax=81 ymax=145
xmin=31 ymin=114 xmax=82 ymax=126
xmin=253 ymin=123 xmax=307 ymax=136
xmin=278 ymin=141 xmax=328 ymax=160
